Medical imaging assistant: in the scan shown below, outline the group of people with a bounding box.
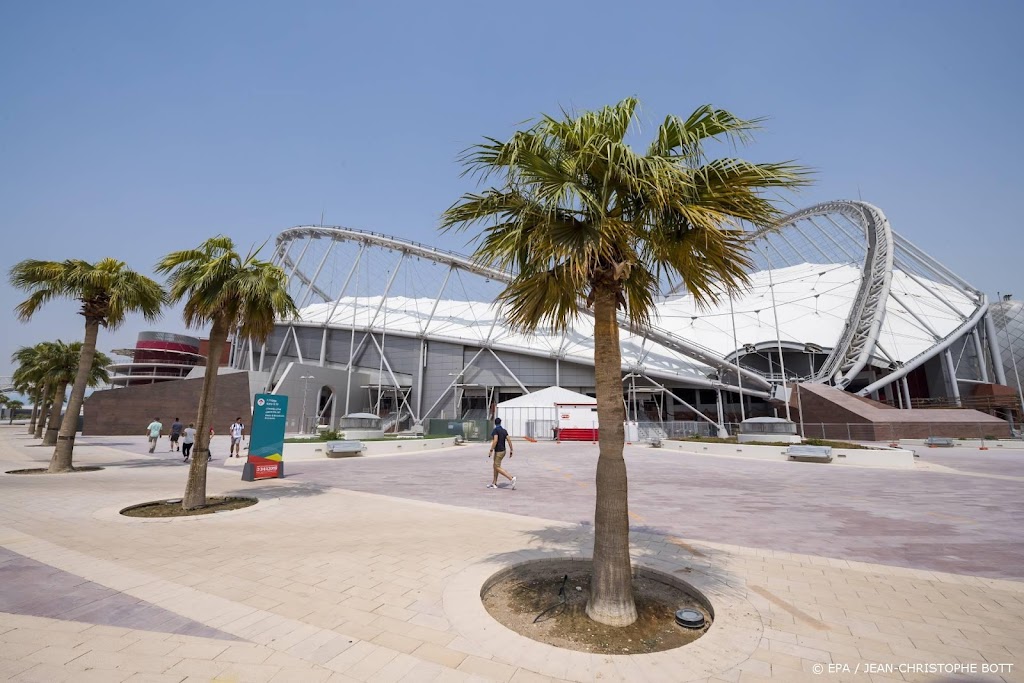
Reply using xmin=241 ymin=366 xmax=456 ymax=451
xmin=145 ymin=417 xmax=247 ymax=463
xmin=148 ymin=413 xmax=519 ymax=487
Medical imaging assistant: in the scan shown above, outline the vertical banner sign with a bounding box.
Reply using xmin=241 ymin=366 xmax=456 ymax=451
xmin=242 ymin=393 xmax=288 ymax=481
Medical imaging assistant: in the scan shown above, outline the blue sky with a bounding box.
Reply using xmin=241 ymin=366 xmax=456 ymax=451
xmin=2 ymin=0 xmax=1022 ymax=380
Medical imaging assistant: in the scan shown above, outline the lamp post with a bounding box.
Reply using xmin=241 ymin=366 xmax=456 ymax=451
xmin=764 ymin=247 xmax=791 ymax=421
xmin=299 ymin=375 xmax=315 ymax=434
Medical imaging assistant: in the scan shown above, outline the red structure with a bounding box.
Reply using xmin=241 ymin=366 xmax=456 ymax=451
xmin=108 ymin=332 xmax=231 ymax=387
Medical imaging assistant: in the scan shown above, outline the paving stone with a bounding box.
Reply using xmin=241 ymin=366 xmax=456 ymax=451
xmin=2 ymin=433 xmax=1024 ymax=682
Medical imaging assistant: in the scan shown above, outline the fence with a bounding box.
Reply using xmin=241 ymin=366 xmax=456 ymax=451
xmin=423 ymin=418 xmax=491 ymax=441
xmin=635 ymin=421 xmax=713 ymax=441
xmin=718 ymin=422 xmax=1022 ymax=443
xmin=494 ymin=407 xmax=561 ymax=440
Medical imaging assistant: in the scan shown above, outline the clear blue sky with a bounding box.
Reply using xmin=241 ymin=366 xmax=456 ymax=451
xmin=2 ymin=0 xmax=1022 ymax=381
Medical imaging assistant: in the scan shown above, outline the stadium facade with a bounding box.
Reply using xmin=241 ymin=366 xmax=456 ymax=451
xmin=223 ymin=200 xmax=1022 ymax=435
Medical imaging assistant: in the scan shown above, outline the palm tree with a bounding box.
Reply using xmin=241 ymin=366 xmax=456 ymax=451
xmin=40 ymin=342 xmax=111 ymax=446
xmin=156 ymin=237 xmax=299 ymax=510
xmin=442 ymin=98 xmax=809 ymax=626
xmin=12 ymin=342 xmax=55 ymax=437
xmin=8 ymin=399 xmax=25 ymax=424
xmin=9 ymin=259 xmax=164 ymax=472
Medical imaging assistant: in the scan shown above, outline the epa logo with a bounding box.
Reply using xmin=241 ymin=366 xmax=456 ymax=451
xmin=256 ymin=398 xmax=266 ymax=407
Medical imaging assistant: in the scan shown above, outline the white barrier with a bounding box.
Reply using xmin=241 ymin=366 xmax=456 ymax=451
xmin=281 ymin=437 xmax=460 ymax=461
xmin=657 ymin=439 xmax=916 ymax=469
xmin=898 ymin=439 xmax=1024 ymax=450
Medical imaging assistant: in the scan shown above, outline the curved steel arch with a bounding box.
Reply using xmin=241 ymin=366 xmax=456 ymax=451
xmin=747 ymin=200 xmax=895 ymax=388
xmin=272 ymin=199 xmax=992 ymax=404
xmin=275 ymin=225 xmax=774 ymax=392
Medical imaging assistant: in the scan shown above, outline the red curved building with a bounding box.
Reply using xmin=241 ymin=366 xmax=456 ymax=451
xmin=108 ymin=332 xmax=218 ymax=387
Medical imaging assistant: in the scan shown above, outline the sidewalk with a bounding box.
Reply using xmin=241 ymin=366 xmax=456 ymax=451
xmin=0 ymin=427 xmax=1022 ymax=682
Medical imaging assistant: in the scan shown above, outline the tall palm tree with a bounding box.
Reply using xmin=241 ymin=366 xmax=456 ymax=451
xmin=12 ymin=342 xmax=55 ymax=437
xmin=442 ymin=98 xmax=810 ymax=626
xmin=9 ymin=259 xmax=164 ymax=472
xmin=156 ymin=237 xmax=299 ymax=510
xmin=40 ymin=342 xmax=111 ymax=446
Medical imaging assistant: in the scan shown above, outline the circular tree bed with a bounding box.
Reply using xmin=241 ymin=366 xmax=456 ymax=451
xmin=6 ymin=466 xmax=104 ymax=475
xmin=120 ymin=496 xmax=257 ymax=518
xmin=482 ymin=559 xmax=712 ymax=655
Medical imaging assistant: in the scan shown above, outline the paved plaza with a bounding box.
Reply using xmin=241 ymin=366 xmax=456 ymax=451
xmin=1 ymin=427 xmax=1023 ymax=682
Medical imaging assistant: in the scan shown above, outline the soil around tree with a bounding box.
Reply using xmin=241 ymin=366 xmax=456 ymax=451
xmin=120 ymin=496 xmax=257 ymax=518
xmin=6 ymin=466 xmax=104 ymax=475
xmin=481 ymin=559 xmax=711 ymax=655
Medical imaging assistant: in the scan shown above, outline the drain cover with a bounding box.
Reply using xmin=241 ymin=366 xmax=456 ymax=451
xmin=675 ymin=609 xmax=705 ymax=629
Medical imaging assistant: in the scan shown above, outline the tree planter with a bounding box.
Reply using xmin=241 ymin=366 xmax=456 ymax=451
xmin=481 ymin=558 xmax=712 ymax=655
xmin=120 ymin=496 xmax=257 ymax=518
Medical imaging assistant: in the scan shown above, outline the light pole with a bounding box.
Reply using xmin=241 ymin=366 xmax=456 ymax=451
xmin=299 ymin=375 xmax=315 ymax=434
xmin=765 ymin=247 xmax=791 ymax=421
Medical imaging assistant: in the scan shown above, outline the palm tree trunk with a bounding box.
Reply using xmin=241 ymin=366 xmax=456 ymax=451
xmin=49 ymin=321 xmax=100 ymax=473
xmin=43 ymin=382 xmax=68 ymax=447
xmin=34 ymin=383 xmax=51 ymax=439
xmin=586 ymin=284 xmax=638 ymax=627
xmin=27 ymin=385 xmax=42 ymax=435
xmin=183 ymin=318 xmax=228 ymax=510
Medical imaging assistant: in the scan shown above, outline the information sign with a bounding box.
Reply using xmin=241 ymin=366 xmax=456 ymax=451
xmin=242 ymin=394 xmax=288 ymax=481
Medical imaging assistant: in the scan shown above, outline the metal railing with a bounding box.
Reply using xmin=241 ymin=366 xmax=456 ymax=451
xmin=635 ymin=421 xmax=713 ymax=440
xmin=715 ymin=422 xmax=1022 ymax=443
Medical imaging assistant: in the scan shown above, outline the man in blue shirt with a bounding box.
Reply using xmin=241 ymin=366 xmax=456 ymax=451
xmin=487 ymin=417 xmax=516 ymax=490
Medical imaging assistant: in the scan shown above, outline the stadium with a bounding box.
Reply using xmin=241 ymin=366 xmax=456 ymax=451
xmin=208 ymin=199 xmax=1021 ymax=439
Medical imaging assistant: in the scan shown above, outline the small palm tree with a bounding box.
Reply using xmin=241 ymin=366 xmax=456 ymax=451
xmin=12 ymin=342 xmax=55 ymax=437
xmin=7 ymin=399 xmax=24 ymax=424
xmin=9 ymin=259 xmax=165 ymax=472
xmin=156 ymin=237 xmax=299 ymax=510
xmin=39 ymin=341 xmax=111 ymax=446
xmin=442 ymin=98 xmax=809 ymax=626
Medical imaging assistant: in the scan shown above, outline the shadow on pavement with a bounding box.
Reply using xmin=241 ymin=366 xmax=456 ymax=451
xmin=93 ymin=457 xmax=188 ymax=469
xmin=482 ymin=522 xmax=736 ymax=588
xmin=221 ymin=481 xmax=334 ymax=501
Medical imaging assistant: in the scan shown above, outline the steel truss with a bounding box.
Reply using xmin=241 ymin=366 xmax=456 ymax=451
xmin=274 ymin=225 xmax=773 ymax=397
xmin=269 ymin=199 xmax=994 ymax=409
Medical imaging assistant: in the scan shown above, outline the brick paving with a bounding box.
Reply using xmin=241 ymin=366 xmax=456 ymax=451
xmin=1 ymin=427 xmax=1023 ymax=682
xmin=281 ymin=441 xmax=1024 ymax=580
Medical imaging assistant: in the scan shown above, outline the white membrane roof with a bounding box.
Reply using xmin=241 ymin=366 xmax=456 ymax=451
xmin=295 ymin=261 xmax=977 ymax=383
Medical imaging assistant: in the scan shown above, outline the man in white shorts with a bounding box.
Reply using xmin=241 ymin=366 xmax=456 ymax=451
xmin=229 ymin=417 xmax=244 ymax=458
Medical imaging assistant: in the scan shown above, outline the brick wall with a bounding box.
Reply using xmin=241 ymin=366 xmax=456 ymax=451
xmin=84 ymin=372 xmax=252 ymax=435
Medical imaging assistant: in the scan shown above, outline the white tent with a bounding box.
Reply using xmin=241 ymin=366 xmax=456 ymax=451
xmin=496 ymin=386 xmax=595 ymax=439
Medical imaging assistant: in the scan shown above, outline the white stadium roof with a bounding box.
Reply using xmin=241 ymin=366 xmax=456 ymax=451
xmin=267 ymin=200 xmax=992 ymax=398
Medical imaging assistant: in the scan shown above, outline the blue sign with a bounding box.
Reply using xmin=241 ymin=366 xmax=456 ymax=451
xmin=243 ymin=393 xmax=288 ymax=481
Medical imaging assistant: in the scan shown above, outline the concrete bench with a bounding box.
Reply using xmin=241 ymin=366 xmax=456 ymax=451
xmin=785 ymin=445 xmax=833 ymax=463
xmin=325 ymin=440 xmax=366 ymax=458
xmin=925 ymin=437 xmax=955 ymax=448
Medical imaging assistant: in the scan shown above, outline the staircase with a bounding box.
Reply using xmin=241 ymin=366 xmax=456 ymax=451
xmin=381 ymin=407 xmax=412 ymax=434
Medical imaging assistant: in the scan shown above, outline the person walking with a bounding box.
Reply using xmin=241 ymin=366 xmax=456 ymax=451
xmin=487 ymin=417 xmax=516 ymax=489
xmin=169 ymin=417 xmax=183 ymax=452
xmin=229 ymin=417 xmax=244 ymax=458
xmin=146 ymin=417 xmax=163 ymax=454
xmin=181 ymin=422 xmax=196 ymax=462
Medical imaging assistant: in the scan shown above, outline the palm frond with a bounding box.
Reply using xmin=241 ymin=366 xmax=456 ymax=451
xmin=158 ymin=237 xmax=299 ymax=344
xmin=443 ymin=98 xmax=811 ymax=333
